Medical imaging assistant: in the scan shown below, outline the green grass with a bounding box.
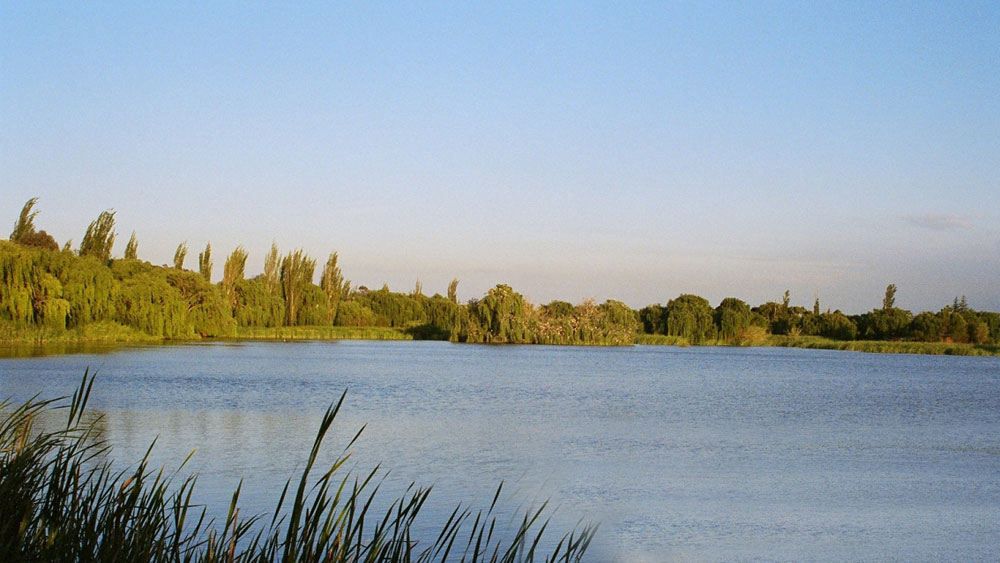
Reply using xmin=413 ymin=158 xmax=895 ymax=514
xmin=0 ymin=320 xmax=162 ymax=345
xmin=634 ymin=334 xmax=690 ymax=346
xmin=768 ymin=335 xmax=1000 ymax=356
xmin=231 ymin=325 xmax=413 ymax=341
xmin=0 ymin=372 xmax=594 ymax=562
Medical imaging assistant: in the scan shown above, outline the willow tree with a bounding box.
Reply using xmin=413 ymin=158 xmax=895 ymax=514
xmin=665 ymin=294 xmax=715 ymax=344
xmin=280 ymin=249 xmax=316 ymax=326
xmin=198 ymin=242 xmax=212 ymax=282
xmin=10 ymin=198 xmax=39 ymax=243
xmin=222 ymin=246 xmax=248 ymax=309
xmin=447 ymin=278 xmax=459 ymax=303
xmin=173 ymin=242 xmax=188 ymax=269
xmin=79 ymin=210 xmax=116 ymax=261
xmin=319 ymin=251 xmax=349 ymax=324
xmin=714 ymin=297 xmax=752 ymax=341
xmin=124 ymin=232 xmax=138 ymax=260
xmin=263 ymin=242 xmax=280 ymax=297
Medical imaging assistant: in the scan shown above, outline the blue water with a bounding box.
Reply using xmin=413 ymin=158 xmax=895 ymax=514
xmin=2 ymin=341 xmax=999 ymax=561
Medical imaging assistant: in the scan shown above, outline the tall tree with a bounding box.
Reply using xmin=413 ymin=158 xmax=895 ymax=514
xmin=263 ymin=242 xmax=280 ymax=297
xmin=124 ymin=231 xmax=138 ymax=260
xmin=413 ymin=279 xmax=423 ymax=297
xmin=813 ymin=297 xmax=820 ymax=316
xmin=320 ymin=251 xmax=349 ymax=324
xmin=173 ymin=242 xmax=188 ymax=269
xmin=447 ymin=278 xmax=459 ymax=303
xmin=10 ymin=198 xmax=39 ymax=242
xmin=222 ymin=246 xmax=248 ymax=309
xmin=198 ymin=242 xmax=213 ymax=282
xmin=883 ymin=284 xmax=897 ymax=310
xmin=79 ymin=210 xmax=116 ymax=261
xmin=280 ymin=249 xmax=316 ymax=326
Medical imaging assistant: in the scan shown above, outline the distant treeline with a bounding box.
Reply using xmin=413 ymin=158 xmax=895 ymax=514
xmin=2 ymin=199 xmax=998 ymax=347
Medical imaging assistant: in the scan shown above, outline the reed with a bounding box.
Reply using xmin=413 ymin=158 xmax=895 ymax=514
xmin=233 ymin=325 xmax=413 ymax=341
xmin=0 ymin=372 xmax=592 ymax=561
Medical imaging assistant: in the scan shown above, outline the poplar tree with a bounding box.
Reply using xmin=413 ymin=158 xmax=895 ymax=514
xmin=79 ymin=210 xmax=116 ymax=261
xmin=124 ymin=232 xmax=138 ymax=260
xmin=320 ymin=251 xmax=349 ymax=323
xmin=280 ymin=249 xmax=315 ymax=326
xmin=448 ymin=278 xmax=459 ymax=303
xmin=198 ymin=242 xmax=212 ymax=282
xmin=263 ymin=242 xmax=280 ymax=297
xmin=173 ymin=242 xmax=188 ymax=269
xmin=222 ymin=246 xmax=248 ymax=309
xmin=10 ymin=198 xmax=39 ymax=242
xmin=883 ymin=284 xmax=897 ymax=310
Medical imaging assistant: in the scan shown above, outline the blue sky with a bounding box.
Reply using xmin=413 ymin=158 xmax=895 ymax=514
xmin=2 ymin=2 xmax=998 ymax=313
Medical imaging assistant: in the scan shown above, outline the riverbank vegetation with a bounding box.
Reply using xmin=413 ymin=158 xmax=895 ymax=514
xmin=3 ymin=199 xmax=998 ymax=354
xmin=0 ymin=373 xmax=594 ymax=561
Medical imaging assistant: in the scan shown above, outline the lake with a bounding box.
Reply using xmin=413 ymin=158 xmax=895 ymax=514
xmin=1 ymin=341 xmax=999 ymax=561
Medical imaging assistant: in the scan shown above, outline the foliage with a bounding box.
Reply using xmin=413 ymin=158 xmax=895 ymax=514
xmin=263 ymin=242 xmax=280 ymax=297
xmin=173 ymin=242 xmax=188 ymax=269
xmin=10 ymin=198 xmax=40 ymax=243
xmin=124 ymin=231 xmax=138 ymax=260
xmin=0 ymin=374 xmax=594 ymax=562
xmin=665 ymin=294 xmax=715 ymax=344
xmin=233 ymin=278 xmax=284 ymax=328
xmin=166 ymin=269 xmax=235 ymax=337
xmin=320 ymin=251 xmax=350 ymax=324
xmin=356 ymin=286 xmax=427 ymax=328
xmin=279 ymin=249 xmax=316 ymax=326
xmin=198 ymin=242 xmax=212 ymax=282
xmin=333 ymin=300 xmax=378 ymax=327
xmin=466 ymin=285 xmax=530 ymax=344
xmin=222 ymin=246 xmax=248 ymax=310
xmin=883 ymin=283 xmax=897 ymax=310
xmin=448 ymin=278 xmax=459 ymax=303
xmin=714 ymin=297 xmax=751 ymax=341
xmin=78 ymin=210 xmax=116 ymax=261
xmin=856 ymin=307 xmax=912 ymax=340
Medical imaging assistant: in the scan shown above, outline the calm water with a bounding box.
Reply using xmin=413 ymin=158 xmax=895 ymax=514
xmin=2 ymin=341 xmax=999 ymax=561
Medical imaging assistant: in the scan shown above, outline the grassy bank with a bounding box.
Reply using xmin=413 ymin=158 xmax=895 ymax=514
xmin=634 ymin=333 xmax=1000 ymax=356
xmin=231 ymin=325 xmax=413 ymax=341
xmin=0 ymin=373 xmax=593 ymax=562
xmin=768 ymin=335 xmax=1000 ymax=356
xmin=0 ymin=320 xmax=162 ymax=345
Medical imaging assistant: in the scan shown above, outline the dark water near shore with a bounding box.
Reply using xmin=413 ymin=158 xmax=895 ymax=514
xmin=2 ymin=341 xmax=999 ymax=561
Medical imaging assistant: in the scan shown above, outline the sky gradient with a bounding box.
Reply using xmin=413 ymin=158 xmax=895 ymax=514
xmin=3 ymin=2 xmax=998 ymax=313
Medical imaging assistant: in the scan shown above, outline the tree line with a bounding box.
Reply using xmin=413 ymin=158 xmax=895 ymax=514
xmin=3 ymin=199 xmax=998 ymax=346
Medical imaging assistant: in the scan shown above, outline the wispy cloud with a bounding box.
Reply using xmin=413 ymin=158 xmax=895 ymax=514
xmin=902 ymin=213 xmax=972 ymax=231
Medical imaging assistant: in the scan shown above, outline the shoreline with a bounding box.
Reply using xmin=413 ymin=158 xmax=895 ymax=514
xmin=1 ymin=327 xmax=997 ymax=357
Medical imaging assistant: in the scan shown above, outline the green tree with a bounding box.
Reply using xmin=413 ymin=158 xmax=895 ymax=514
xmin=883 ymin=284 xmax=897 ymax=310
xmin=319 ymin=251 xmax=349 ymax=324
xmin=79 ymin=210 xmax=116 ymax=261
xmin=638 ymin=304 xmax=666 ymax=335
xmin=263 ymin=242 xmax=280 ymax=297
xmin=222 ymin=246 xmax=248 ymax=310
xmin=124 ymin=232 xmax=138 ymax=260
xmin=665 ymin=294 xmax=715 ymax=343
xmin=280 ymin=249 xmax=316 ymax=326
xmin=466 ymin=284 xmax=531 ymax=343
xmin=198 ymin=242 xmax=212 ymax=282
xmin=714 ymin=297 xmax=752 ymax=341
xmin=173 ymin=242 xmax=188 ymax=269
xmin=10 ymin=198 xmax=40 ymax=243
xmin=447 ymin=278 xmax=459 ymax=303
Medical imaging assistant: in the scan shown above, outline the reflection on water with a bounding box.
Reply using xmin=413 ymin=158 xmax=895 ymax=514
xmin=2 ymin=341 xmax=1000 ymax=561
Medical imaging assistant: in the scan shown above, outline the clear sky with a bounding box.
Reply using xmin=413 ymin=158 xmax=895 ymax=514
xmin=2 ymin=2 xmax=998 ymax=313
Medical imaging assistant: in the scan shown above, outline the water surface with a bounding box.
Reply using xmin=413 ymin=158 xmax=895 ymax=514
xmin=2 ymin=341 xmax=998 ymax=561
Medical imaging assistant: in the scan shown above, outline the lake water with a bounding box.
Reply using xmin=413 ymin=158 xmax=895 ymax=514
xmin=1 ymin=341 xmax=999 ymax=561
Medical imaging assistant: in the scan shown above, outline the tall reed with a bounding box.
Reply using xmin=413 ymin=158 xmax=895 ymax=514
xmin=0 ymin=371 xmax=593 ymax=562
